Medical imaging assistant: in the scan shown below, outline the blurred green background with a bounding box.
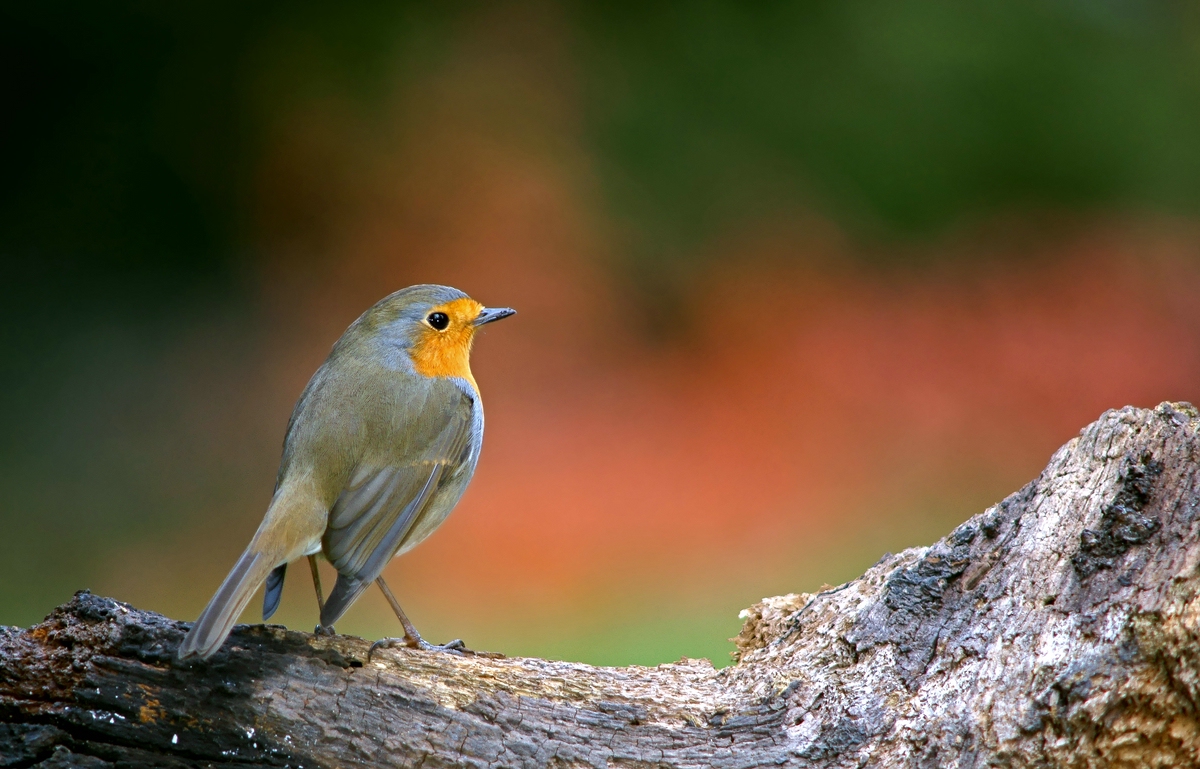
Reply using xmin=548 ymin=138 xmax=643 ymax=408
xmin=3 ymin=1 xmax=1200 ymax=666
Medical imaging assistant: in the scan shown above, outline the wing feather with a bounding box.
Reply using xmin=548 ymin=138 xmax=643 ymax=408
xmin=329 ymin=467 xmax=400 ymax=529
xmin=320 ymin=381 xmax=475 ymax=615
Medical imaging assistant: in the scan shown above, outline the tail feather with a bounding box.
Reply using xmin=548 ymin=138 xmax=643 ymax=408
xmin=263 ymin=564 xmax=287 ymax=621
xmin=320 ymin=574 xmax=369 ymax=628
xmin=178 ymin=549 xmax=275 ymax=660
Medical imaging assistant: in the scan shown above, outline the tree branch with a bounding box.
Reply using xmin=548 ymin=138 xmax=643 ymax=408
xmin=3 ymin=403 xmax=1200 ymax=768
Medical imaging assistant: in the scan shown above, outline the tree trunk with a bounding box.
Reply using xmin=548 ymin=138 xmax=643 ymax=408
xmin=3 ymin=403 xmax=1200 ymax=768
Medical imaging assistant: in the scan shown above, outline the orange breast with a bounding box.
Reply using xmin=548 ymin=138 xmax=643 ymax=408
xmin=409 ymin=297 xmax=483 ymax=391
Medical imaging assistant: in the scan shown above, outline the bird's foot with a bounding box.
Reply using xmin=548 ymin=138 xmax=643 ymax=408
xmin=420 ymin=637 xmax=467 ymax=653
xmin=367 ymin=635 xmax=472 ymax=661
xmin=314 ymin=624 xmax=336 ymax=637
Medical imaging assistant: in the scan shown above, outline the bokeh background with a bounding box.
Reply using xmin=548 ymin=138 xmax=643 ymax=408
xmin=4 ymin=1 xmax=1200 ymax=666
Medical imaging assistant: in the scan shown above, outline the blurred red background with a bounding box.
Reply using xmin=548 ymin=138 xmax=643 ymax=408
xmin=3 ymin=2 xmax=1199 ymax=665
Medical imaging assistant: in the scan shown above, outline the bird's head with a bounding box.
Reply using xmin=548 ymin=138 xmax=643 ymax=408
xmin=355 ymin=284 xmax=515 ymax=387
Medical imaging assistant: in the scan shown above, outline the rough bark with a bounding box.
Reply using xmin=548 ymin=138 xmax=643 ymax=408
xmin=3 ymin=403 xmax=1200 ymax=768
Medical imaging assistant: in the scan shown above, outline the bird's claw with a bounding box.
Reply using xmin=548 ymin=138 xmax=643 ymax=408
xmin=314 ymin=624 xmax=336 ymax=637
xmin=367 ymin=636 xmax=469 ymax=661
xmin=413 ymin=638 xmax=506 ymax=658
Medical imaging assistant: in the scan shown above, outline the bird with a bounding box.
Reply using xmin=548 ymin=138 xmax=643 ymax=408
xmin=177 ymin=284 xmax=515 ymax=661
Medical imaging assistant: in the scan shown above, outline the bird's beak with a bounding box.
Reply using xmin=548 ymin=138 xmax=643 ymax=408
xmin=474 ymin=307 xmax=516 ymax=326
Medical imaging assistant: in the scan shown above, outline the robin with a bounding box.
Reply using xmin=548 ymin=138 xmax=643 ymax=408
xmin=177 ymin=284 xmax=515 ymax=660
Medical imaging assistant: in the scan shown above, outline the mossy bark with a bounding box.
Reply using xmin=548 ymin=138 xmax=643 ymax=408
xmin=3 ymin=403 xmax=1200 ymax=768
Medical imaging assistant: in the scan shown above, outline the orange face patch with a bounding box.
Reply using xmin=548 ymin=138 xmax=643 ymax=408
xmin=409 ymin=297 xmax=484 ymax=390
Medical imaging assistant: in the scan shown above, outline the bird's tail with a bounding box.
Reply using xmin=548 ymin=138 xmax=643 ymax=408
xmin=320 ymin=573 xmax=370 ymax=628
xmin=178 ymin=481 xmax=326 ymax=660
xmin=177 ymin=546 xmax=278 ymax=660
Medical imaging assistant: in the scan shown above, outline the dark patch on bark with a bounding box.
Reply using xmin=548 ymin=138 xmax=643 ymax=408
xmin=844 ymin=523 xmax=977 ymax=687
xmin=0 ymin=723 xmax=72 ymax=767
xmin=1072 ymin=452 xmax=1163 ymax=579
xmin=842 ymin=480 xmax=1037 ymax=692
xmin=707 ymin=700 xmax=788 ymax=740
xmin=881 ymin=524 xmax=975 ymax=616
xmin=31 ymin=745 xmax=113 ymax=768
xmin=0 ymin=592 xmax=326 ymax=768
xmin=799 ymin=716 xmax=867 ymax=761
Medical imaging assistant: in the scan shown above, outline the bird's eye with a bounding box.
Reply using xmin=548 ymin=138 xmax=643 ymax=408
xmin=427 ymin=312 xmax=450 ymax=331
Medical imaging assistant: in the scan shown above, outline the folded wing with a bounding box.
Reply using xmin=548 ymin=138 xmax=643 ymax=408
xmin=319 ymin=384 xmax=476 ymax=626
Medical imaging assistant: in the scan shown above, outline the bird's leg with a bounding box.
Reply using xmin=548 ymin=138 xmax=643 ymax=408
xmin=310 ymin=555 xmax=335 ymax=637
xmin=368 ymin=576 xmax=466 ymax=659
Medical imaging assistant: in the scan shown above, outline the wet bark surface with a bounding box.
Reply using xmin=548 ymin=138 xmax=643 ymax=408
xmin=3 ymin=403 xmax=1200 ymax=768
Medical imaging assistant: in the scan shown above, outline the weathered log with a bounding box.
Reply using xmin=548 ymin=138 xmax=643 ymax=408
xmin=3 ymin=403 xmax=1200 ymax=768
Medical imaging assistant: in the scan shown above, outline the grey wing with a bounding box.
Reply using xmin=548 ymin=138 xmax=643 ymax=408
xmin=318 ymin=387 xmax=476 ymax=627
